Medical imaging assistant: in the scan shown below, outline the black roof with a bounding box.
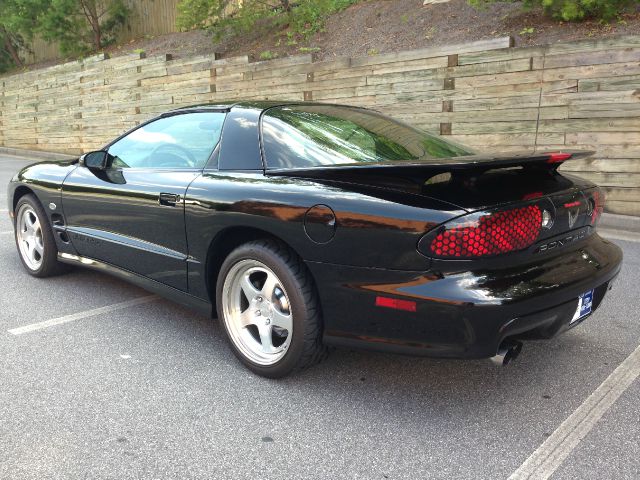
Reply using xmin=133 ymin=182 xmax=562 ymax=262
xmin=170 ymin=100 xmax=307 ymax=113
xmin=168 ymin=100 xmax=365 ymax=114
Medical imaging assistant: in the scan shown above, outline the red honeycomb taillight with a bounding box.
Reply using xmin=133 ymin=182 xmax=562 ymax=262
xmin=427 ymin=205 xmax=543 ymax=258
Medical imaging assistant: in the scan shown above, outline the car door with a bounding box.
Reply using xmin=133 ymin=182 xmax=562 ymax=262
xmin=61 ymin=111 xmax=226 ymax=291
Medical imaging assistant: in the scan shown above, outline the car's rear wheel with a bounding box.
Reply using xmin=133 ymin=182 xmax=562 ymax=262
xmin=15 ymin=195 xmax=66 ymax=278
xmin=217 ymin=239 xmax=327 ymax=378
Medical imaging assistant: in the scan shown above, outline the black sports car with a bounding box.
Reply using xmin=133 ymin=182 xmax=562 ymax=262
xmin=8 ymin=102 xmax=622 ymax=377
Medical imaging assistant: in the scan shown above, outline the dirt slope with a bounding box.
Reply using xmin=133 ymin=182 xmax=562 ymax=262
xmin=26 ymin=0 xmax=640 ymax=70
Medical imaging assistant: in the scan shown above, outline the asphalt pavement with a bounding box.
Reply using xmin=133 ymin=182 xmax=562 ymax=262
xmin=1 ymin=154 xmax=638 ymax=480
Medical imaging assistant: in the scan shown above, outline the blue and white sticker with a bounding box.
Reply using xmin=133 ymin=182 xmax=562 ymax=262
xmin=571 ymin=289 xmax=594 ymax=324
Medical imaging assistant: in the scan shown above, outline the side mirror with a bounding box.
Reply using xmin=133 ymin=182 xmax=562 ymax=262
xmin=81 ymin=151 xmax=110 ymax=170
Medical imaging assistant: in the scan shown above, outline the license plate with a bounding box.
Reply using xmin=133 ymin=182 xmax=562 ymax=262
xmin=571 ymin=289 xmax=594 ymax=324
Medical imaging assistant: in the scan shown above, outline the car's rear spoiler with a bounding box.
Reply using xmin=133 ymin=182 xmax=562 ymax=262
xmin=265 ymin=151 xmax=594 ymax=181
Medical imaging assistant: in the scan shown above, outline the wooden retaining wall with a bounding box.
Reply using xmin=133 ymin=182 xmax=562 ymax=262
xmin=1 ymin=36 xmax=639 ymax=214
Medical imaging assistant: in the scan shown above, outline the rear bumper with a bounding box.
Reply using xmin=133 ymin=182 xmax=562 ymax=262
xmin=309 ymin=233 xmax=622 ymax=359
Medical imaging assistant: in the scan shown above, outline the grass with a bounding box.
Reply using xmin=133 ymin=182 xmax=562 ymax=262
xmin=259 ymin=50 xmax=278 ymax=60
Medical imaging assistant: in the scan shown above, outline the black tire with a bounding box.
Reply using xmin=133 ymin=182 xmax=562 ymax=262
xmin=216 ymin=239 xmax=328 ymax=378
xmin=14 ymin=194 xmax=67 ymax=278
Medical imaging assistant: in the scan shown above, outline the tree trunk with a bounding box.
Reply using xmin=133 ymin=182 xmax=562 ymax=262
xmin=80 ymin=0 xmax=102 ymax=50
xmin=281 ymin=0 xmax=292 ymax=12
xmin=93 ymin=26 xmax=102 ymax=50
xmin=0 ymin=27 xmax=23 ymax=67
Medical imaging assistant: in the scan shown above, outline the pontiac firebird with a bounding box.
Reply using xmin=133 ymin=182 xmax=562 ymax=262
xmin=7 ymin=102 xmax=622 ymax=377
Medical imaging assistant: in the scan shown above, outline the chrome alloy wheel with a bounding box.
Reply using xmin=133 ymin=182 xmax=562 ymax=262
xmin=16 ymin=205 xmax=45 ymax=271
xmin=222 ymin=259 xmax=293 ymax=365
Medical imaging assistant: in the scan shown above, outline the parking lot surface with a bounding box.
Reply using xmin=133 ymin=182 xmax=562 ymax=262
xmin=1 ymin=154 xmax=639 ymax=479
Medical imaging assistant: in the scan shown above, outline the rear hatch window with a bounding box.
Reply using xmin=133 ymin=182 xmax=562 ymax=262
xmin=261 ymin=105 xmax=474 ymax=169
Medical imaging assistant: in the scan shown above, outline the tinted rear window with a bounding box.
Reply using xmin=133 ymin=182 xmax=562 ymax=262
xmin=261 ymin=105 xmax=473 ymax=169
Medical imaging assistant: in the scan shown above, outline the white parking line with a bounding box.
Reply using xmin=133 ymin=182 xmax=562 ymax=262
xmin=1 ymin=231 xmax=12 ymax=235
xmin=8 ymin=296 xmax=157 ymax=335
xmin=509 ymin=343 xmax=640 ymax=480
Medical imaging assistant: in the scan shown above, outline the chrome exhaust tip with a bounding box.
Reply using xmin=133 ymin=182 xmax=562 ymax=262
xmin=490 ymin=340 xmax=523 ymax=366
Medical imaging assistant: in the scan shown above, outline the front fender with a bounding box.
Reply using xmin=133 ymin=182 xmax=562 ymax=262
xmin=9 ymin=159 xmax=78 ymax=208
xmin=7 ymin=159 xmax=79 ymax=253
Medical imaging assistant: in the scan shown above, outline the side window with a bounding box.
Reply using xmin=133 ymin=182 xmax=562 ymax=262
xmin=108 ymin=112 xmax=225 ymax=169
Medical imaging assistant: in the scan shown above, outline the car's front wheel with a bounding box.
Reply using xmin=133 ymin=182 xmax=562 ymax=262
xmin=216 ymin=240 xmax=327 ymax=378
xmin=15 ymin=194 xmax=66 ymax=278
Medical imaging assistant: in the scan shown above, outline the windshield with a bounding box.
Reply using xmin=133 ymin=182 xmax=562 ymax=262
xmin=261 ymin=105 xmax=474 ymax=169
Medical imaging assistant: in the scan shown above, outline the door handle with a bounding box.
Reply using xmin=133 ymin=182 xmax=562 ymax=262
xmin=159 ymin=193 xmax=181 ymax=207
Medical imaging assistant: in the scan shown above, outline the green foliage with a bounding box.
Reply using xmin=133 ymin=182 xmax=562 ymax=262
xmin=469 ymin=0 xmax=638 ymax=21
xmin=177 ymin=0 xmax=359 ymax=42
xmin=0 ymin=0 xmax=45 ymax=37
xmin=38 ymin=0 xmax=130 ymax=57
xmin=259 ymin=50 xmax=278 ymax=60
xmin=176 ymin=0 xmax=228 ymax=31
xmin=284 ymin=0 xmax=358 ymax=39
xmin=101 ymin=0 xmax=130 ymax=41
xmin=0 ymin=0 xmax=49 ymax=69
xmin=38 ymin=0 xmax=85 ymax=56
xmin=0 ymin=31 xmax=17 ymax=73
xmin=176 ymin=0 xmax=267 ymax=35
xmin=286 ymin=31 xmax=298 ymax=45
xmin=519 ymin=26 xmax=535 ymax=35
xmin=534 ymin=0 xmax=637 ymax=21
